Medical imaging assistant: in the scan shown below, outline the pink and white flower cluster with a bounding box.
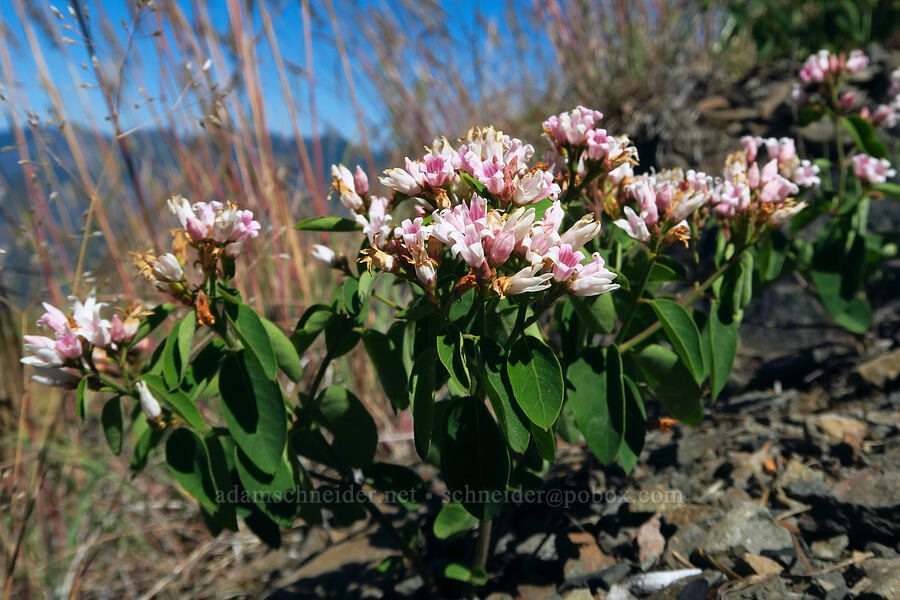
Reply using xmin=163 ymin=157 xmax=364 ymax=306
xmin=799 ymin=49 xmax=869 ymax=85
xmin=710 ymin=138 xmax=814 ymax=229
xmin=861 ymin=68 xmax=900 ymax=128
xmin=741 ymin=136 xmax=821 ymax=188
xmin=542 ymin=106 xmax=638 ymax=176
xmin=318 ymin=114 xmax=637 ymax=300
xmin=341 ymin=191 xmax=619 ymax=297
xmin=613 ymin=169 xmax=712 ymax=244
xmin=167 ymin=196 xmax=261 ymax=257
xmin=851 ymin=154 xmax=896 ymax=185
xmin=21 ymin=292 xmax=137 ymax=388
xmin=378 ymin=127 xmax=560 ymax=208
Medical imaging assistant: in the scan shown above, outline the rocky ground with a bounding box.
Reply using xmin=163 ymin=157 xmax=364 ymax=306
xmin=206 ymin=284 xmax=900 ymax=600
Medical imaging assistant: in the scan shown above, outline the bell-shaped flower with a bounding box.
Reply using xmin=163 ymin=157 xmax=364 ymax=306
xmin=71 ymin=290 xmax=111 ymax=348
xmin=560 ymin=214 xmax=602 ymax=249
xmin=503 ymin=264 xmax=553 ymax=295
xmin=546 ymin=244 xmax=585 ymax=282
xmin=613 ymin=206 xmax=651 ymax=242
xmin=511 ymin=169 xmax=560 ymax=206
xmin=37 ymin=302 xmax=68 ymax=335
xmin=312 ymin=244 xmax=337 ymax=265
xmin=22 ymin=335 xmax=66 ymax=368
xmin=852 ymin=154 xmax=896 ymax=185
xmin=569 ymin=253 xmax=620 ymax=296
xmin=136 ymin=380 xmax=163 ymax=423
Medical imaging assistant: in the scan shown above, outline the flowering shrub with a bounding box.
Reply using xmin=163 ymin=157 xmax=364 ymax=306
xmin=775 ymin=49 xmax=900 ymax=333
xmin=20 ymin=49 xmax=897 ymax=587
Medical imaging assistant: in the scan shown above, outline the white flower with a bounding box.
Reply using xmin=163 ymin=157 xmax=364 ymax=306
xmin=331 ymin=163 xmax=363 ymax=211
xmin=136 ymin=381 xmax=162 ymax=422
xmin=505 ymin=264 xmax=553 ymax=295
xmin=613 ymin=206 xmax=651 ymax=242
xmin=852 ymin=154 xmax=896 ymax=185
xmin=21 ymin=335 xmax=65 ymax=368
xmin=312 ymin=244 xmax=337 ymax=265
xmin=770 ymin=202 xmax=808 ymax=227
xmin=70 ymin=290 xmax=111 ymax=348
xmin=153 ymin=253 xmax=184 ymax=283
xmin=569 ymin=253 xmax=619 ymax=296
xmin=379 ymin=160 xmax=425 ymax=196
xmin=560 ymin=214 xmax=602 ymax=249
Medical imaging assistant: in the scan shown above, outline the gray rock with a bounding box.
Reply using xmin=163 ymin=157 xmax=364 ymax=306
xmin=699 ymin=502 xmax=793 ymax=555
xmin=810 ymin=535 xmax=849 ymax=560
xmin=598 ymin=563 xmax=632 ymax=589
xmin=787 ymin=452 xmax=900 ymax=541
xmin=515 ymin=533 xmax=557 ymax=562
xmin=852 ymin=558 xmax=900 ymax=599
xmin=722 ymin=575 xmax=789 ymax=599
xmin=809 ymin=570 xmax=850 ymax=600
xmin=663 ymin=523 xmax=706 ymax=568
xmin=560 ymin=590 xmax=593 ymax=600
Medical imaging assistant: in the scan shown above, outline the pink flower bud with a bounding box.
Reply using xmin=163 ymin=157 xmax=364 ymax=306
xmin=354 ymin=166 xmax=369 ymax=196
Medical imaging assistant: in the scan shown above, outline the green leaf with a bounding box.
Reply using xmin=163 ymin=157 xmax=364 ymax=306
xmin=566 ymin=347 xmax=625 ymax=463
xmin=810 ymin=225 xmax=872 ymax=334
xmin=162 ymin=318 xmax=183 ymax=389
xmin=703 ymin=302 xmax=739 ymax=401
xmin=218 ymin=351 xmax=287 ymax=474
xmin=636 ymin=344 xmax=704 ymax=426
xmin=363 ymin=462 xmax=427 ymax=510
xmin=141 ymin=374 xmax=208 ymax=431
xmin=131 ymin=303 xmax=175 ymax=346
xmin=433 ymin=503 xmax=478 ymax=539
xmin=166 ymin=428 xmax=220 ymax=514
xmin=530 ymin=422 xmax=556 ymax=462
xmin=409 ymin=348 xmax=438 ymax=459
xmin=290 ymin=304 xmax=333 ymax=355
xmin=234 ymin=447 xmax=298 ymax=527
xmin=570 ymin=293 xmax=616 ymax=333
xmin=506 ymin=336 xmax=564 ymax=430
xmin=242 ymin=505 xmax=282 ymax=548
xmin=444 ymin=563 xmax=473 ymax=582
xmin=317 ymin=385 xmax=378 ymax=469
xmin=650 ymin=299 xmax=707 ymax=385
xmin=261 ymin=317 xmax=304 ymax=382
xmin=294 ymin=216 xmax=362 ymax=231
xmin=101 ymin=396 xmax=124 ymax=455
xmin=436 ymin=327 xmax=470 ymax=390
xmin=177 ymin=311 xmax=196 ymax=377
xmin=841 ymin=115 xmax=887 ymax=158
xmin=440 ymin=397 xmax=510 ymax=520
xmin=798 ymin=105 xmax=823 ymax=126
xmin=130 ymin=420 xmax=164 ymax=476
xmin=459 ymin=172 xmax=489 ymax=197
xmin=76 ymin=376 xmax=88 ymax=421
xmin=476 ymin=338 xmax=530 ymax=454
xmin=873 ymin=182 xmax=900 ymax=198
xmin=618 ymin=376 xmax=646 ymax=474
xmin=324 ymin=313 xmax=361 ymax=358
xmin=362 ymin=330 xmax=409 ymax=411
xmin=340 ymin=277 xmax=362 ymax=315
xmin=224 ymin=300 xmax=278 ymax=380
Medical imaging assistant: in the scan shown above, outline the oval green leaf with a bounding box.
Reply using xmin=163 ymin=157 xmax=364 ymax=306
xmin=218 ymin=351 xmax=287 ymax=474
xmin=506 ymin=335 xmax=564 ymax=430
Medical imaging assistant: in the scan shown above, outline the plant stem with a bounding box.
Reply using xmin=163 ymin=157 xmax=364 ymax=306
xmin=619 ymin=250 xmax=743 ymax=352
xmin=307 ymin=352 xmax=332 ymax=402
xmin=473 ymin=518 xmax=493 ymax=572
xmin=308 ymin=471 xmax=436 ymax=592
xmin=373 ymin=291 xmax=401 ymax=310
xmin=832 ymin=115 xmax=847 ymax=208
xmin=616 ymin=252 xmax=656 ymax=343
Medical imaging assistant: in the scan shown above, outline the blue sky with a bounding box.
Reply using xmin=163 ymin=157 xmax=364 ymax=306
xmin=0 ymin=0 xmax=513 ymax=141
